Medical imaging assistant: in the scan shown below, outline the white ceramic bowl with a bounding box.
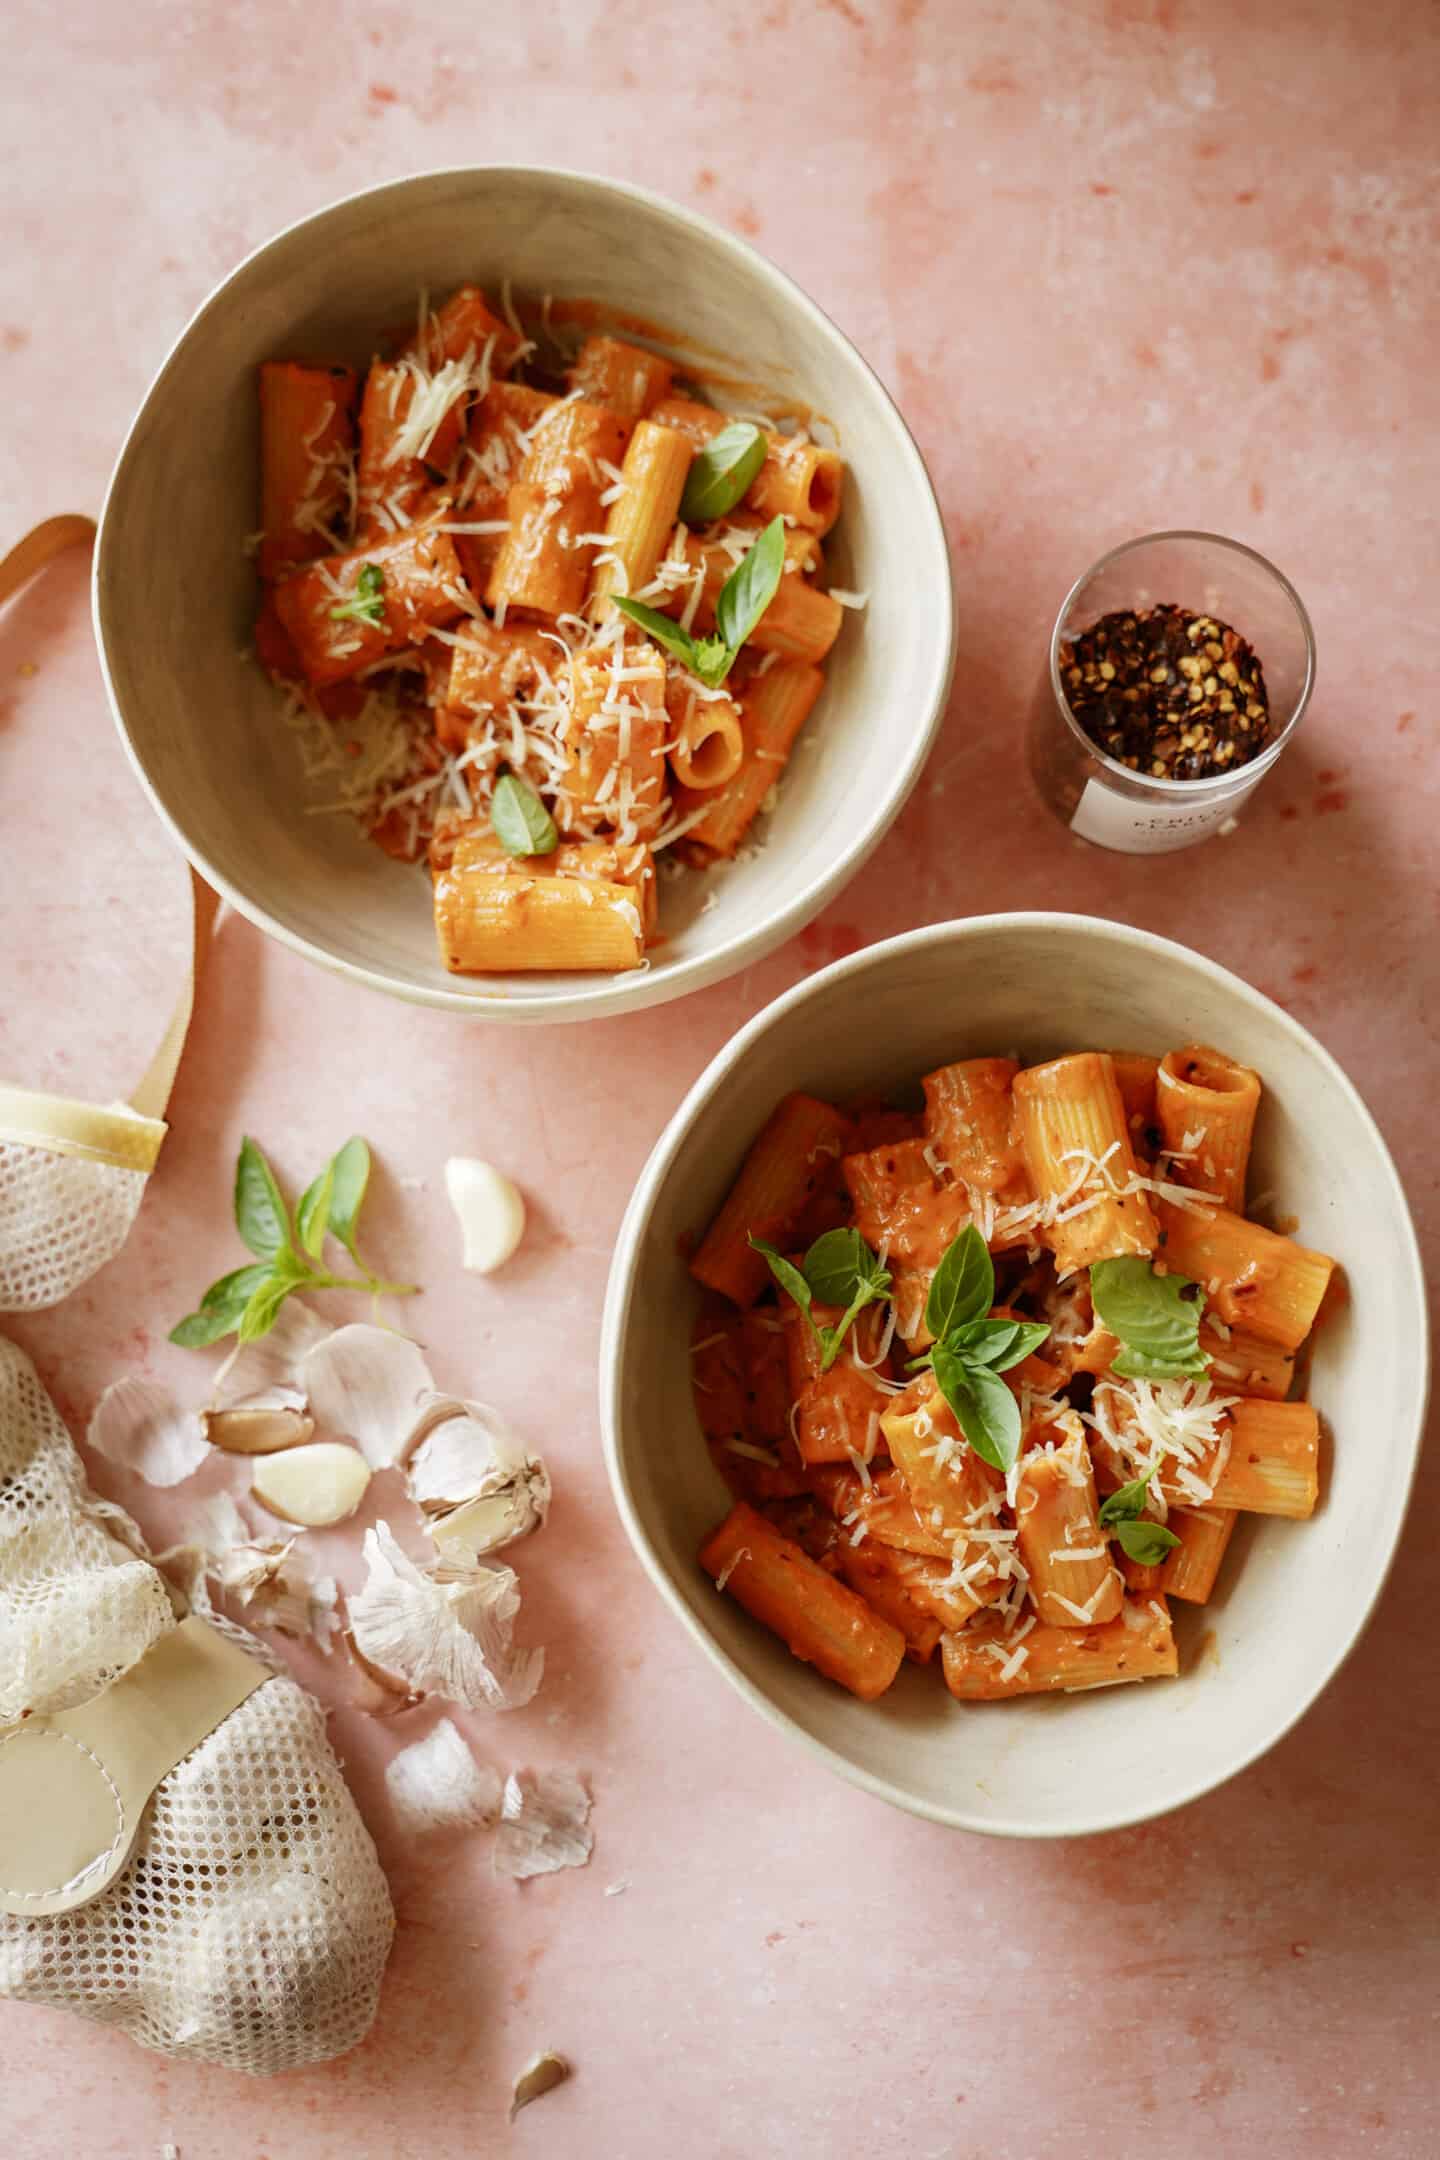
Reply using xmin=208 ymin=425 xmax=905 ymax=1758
xmin=95 ymin=167 xmax=953 ymax=1023
xmin=600 ymin=914 xmax=1428 ymax=1836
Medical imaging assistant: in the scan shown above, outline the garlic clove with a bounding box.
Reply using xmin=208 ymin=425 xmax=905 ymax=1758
xmin=509 ymin=2051 xmax=571 ymax=2121
xmin=429 ymin=1486 xmax=543 ymax=1566
xmin=402 ymin=1394 xmax=550 ymax=1559
xmin=444 ymin=1157 xmax=526 ymax=1274
xmin=201 ymin=1405 xmax=315 ymax=1455
xmin=251 ymin=1442 xmax=372 ymax=1527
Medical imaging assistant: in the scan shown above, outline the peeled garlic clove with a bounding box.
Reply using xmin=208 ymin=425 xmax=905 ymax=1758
xmin=445 ymin=1157 xmax=526 ymax=1274
xmin=251 ymin=1442 xmax=371 ymax=1527
xmin=201 ymin=1405 xmax=315 ymax=1455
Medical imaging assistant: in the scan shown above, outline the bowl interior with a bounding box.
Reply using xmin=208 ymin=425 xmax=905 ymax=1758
xmin=96 ymin=168 xmax=951 ymax=1020
xmin=603 ymin=916 xmax=1426 ymax=1835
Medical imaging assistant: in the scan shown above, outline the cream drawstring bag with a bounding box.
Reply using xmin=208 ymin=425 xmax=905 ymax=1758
xmin=0 ymin=521 xmax=395 ymax=2072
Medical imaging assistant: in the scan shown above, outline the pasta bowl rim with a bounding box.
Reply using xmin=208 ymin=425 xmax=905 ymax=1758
xmin=93 ymin=162 xmax=955 ymax=1024
xmin=598 ymin=910 xmax=1430 ymax=1836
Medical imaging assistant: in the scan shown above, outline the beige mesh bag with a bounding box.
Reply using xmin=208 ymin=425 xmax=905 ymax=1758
xmin=0 ymin=522 xmax=395 ymax=2071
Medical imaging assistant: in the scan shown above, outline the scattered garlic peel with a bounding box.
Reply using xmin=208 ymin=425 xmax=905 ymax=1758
xmin=168 ymin=1495 xmax=341 ymax=1648
xmin=210 ymin=1298 xmax=329 ymax=1410
xmin=86 ymin=1377 xmax=209 ymax=1487
xmin=201 ymin=1405 xmax=315 ymax=1455
xmin=509 ymin=2051 xmax=570 ymax=2121
xmin=494 ymin=1769 xmax=592 ymax=1882
xmin=252 ymin=1442 xmax=372 ymax=1527
xmin=343 ymin=1629 xmax=415 ymax=1714
xmin=348 ymin=1522 xmax=543 ymax=1714
xmin=445 ymin=1157 xmax=526 ymax=1274
xmin=301 ymin=1324 xmax=436 ymax=1469
xmin=384 ymin=1718 xmax=503 ymax=1836
xmin=403 ymin=1393 xmax=550 ymax=1560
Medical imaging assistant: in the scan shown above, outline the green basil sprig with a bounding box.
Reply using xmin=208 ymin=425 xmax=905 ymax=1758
xmin=1090 ymin=1256 xmax=1209 ymax=1380
xmin=490 ymin=769 xmax=559 ymax=859
xmin=907 ymin=1226 xmax=1050 ymax=1474
xmin=614 ymin=516 xmax=784 ymax=689
xmin=749 ymin=1226 xmax=891 ymax=1373
xmin=1097 ymin=1468 xmax=1182 ymax=1564
xmin=170 ymin=1136 xmax=416 ymax=1347
xmin=329 ymin=561 xmax=386 ymax=627
xmin=679 ymin=421 xmax=767 ymax=525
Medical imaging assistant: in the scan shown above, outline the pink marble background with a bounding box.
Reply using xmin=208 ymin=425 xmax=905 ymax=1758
xmin=3 ymin=1 xmax=1438 ymax=2153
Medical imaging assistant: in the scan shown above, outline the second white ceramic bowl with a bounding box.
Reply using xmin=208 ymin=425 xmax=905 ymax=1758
xmin=600 ymin=915 xmax=1428 ymax=1836
xmin=95 ymin=166 xmax=953 ymax=1023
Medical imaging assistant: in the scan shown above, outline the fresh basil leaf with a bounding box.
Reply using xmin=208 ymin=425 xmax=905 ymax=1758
xmin=329 ymin=561 xmax=386 ymax=627
xmin=1090 ymin=1256 xmax=1209 ymax=1381
xmin=714 ymin=516 xmax=785 ymax=655
xmin=236 ymin=1273 xmax=291 ymax=1344
xmin=949 ymin=1316 xmax=1052 ymax=1373
xmin=170 ymin=1260 xmax=274 ymax=1346
xmin=295 ymin=1163 xmax=335 ymax=1259
xmin=924 ymin=1225 xmax=994 ymax=1342
xmin=679 ymin=422 xmax=767 ymax=525
xmin=490 ymin=770 xmax=559 ymax=859
xmin=1097 ymin=1470 xmax=1156 ymax=1526
xmin=803 ymin=1227 xmax=883 ymax=1307
xmin=749 ymin=1237 xmax=814 ymax=1323
xmin=931 ymin=1343 xmax=1022 ymax=1474
xmin=1113 ymin=1517 xmax=1181 ymax=1565
xmin=170 ymin=1305 xmax=244 ymax=1348
xmin=234 ymin=1138 xmax=292 ymax=1260
xmin=612 ymin=596 xmax=709 ymax=674
xmin=326 ymin=1137 xmax=372 ymax=1262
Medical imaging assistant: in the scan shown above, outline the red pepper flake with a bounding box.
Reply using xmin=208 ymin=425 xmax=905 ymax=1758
xmin=1059 ymin=603 xmax=1272 ymax=780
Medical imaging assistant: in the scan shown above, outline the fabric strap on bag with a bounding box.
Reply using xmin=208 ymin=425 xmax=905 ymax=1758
xmin=0 ymin=519 xmax=269 ymax=1915
xmin=0 ymin=515 xmax=219 ymax=1168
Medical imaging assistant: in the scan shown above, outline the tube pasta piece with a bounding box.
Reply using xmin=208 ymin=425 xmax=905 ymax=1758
xmin=432 ymin=617 xmax=559 ymax=744
xmin=848 ymin=1541 xmax=992 ymax=1630
xmin=411 ymin=284 xmax=526 ymax=372
xmin=585 ymin=419 xmax=692 ymax=617
xmin=454 ymin=380 xmax=558 ymax=580
xmin=792 ymin=1368 xmax=890 ymax=1467
xmin=673 ymin=658 xmax=825 ymax=862
xmin=942 ymin=1598 xmax=1178 ymax=1700
xmin=1199 ymin=1319 xmax=1296 ymax=1401
xmin=1014 ymin=1426 xmax=1123 ymax=1628
xmin=1107 ymin=1051 xmax=1162 ymax=1148
xmin=355 ymin=363 xmax=461 ymax=542
xmin=655 ymin=526 xmax=844 ymax=663
xmin=258 ymin=362 xmax=357 ymax=579
xmin=431 ymin=828 xmax=656 ymax=932
xmin=434 ymin=861 xmax=648 ymax=974
xmin=1013 ymin=1052 xmax=1159 ymax=1275
xmin=1208 ymin=1399 xmax=1320 ymax=1517
xmin=559 ymin=642 xmax=667 ymax=839
xmin=843 ymin=1138 xmax=972 ymax=1269
xmin=1156 ymin=1044 xmax=1262 ymax=1212
xmin=1158 ymin=1506 xmax=1238 ymax=1602
xmin=837 ymin=1545 xmax=943 ymax=1663
xmin=690 ymin=1091 xmax=851 ymax=1308
xmin=806 ymin=1465 xmax=952 ymax=1557
xmin=699 ymin=1501 xmax=906 ymax=1701
xmin=649 ymin=395 xmax=844 ymax=534
xmin=567 ymin=333 xmax=674 ymax=416
xmin=921 ymin=1057 xmax=1027 ymax=1197
xmin=666 ymin=677 xmax=745 ymax=792
xmin=274 ymin=520 xmax=467 ymax=687
xmin=881 ymin=1385 xmax=1009 ymax=1594
xmin=486 ymin=399 xmax=630 ymax=620
xmin=1156 ymin=1199 xmax=1335 ymax=1351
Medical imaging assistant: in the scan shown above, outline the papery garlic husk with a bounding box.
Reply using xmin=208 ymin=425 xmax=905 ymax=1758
xmin=347 ymin=1522 xmax=543 ymax=1714
xmin=301 ymin=1325 xmax=436 ymax=1469
xmin=210 ymin=1298 xmax=330 ymax=1411
xmin=86 ymin=1377 xmax=210 ymax=1488
xmin=201 ymin=1405 xmax=315 ymax=1455
xmin=167 ymin=1494 xmax=341 ymax=1649
xmin=252 ymin=1442 xmax=372 ymax=1528
xmin=403 ymin=1394 xmax=550 ymax=1563
xmin=384 ymin=1718 xmax=503 ymax=1836
xmin=509 ymin=2051 xmax=571 ymax=2120
xmin=493 ymin=1769 xmax=593 ymax=1882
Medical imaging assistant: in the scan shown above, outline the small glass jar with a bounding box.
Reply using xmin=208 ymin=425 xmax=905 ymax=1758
xmin=1028 ymin=530 xmax=1316 ymax=854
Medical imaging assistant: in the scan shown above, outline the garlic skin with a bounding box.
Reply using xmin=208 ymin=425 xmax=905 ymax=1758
xmin=300 ymin=1325 xmax=436 ymax=1469
xmin=86 ymin=1378 xmax=210 ymax=1488
xmin=347 ymin=1522 xmax=543 ymax=1713
xmin=494 ymin=1769 xmax=593 ymax=1881
xmin=384 ymin=1718 xmax=503 ymax=1836
xmin=403 ymin=1394 xmax=551 ymax=1563
xmin=509 ymin=2051 xmax=571 ymax=2120
xmin=251 ymin=1442 xmax=372 ymax=1528
xmin=444 ymin=1158 xmax=526 ymax=1274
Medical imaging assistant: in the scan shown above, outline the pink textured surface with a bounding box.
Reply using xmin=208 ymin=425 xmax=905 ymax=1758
xmin=2 ymin=2 xmax=1438 ymax=2155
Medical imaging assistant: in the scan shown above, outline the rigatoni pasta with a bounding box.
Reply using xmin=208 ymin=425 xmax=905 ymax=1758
xmin=250 ymin=283 xmax=859 ymax=974
xmin=686 ymin=1035 xmax=1338 ymax=1706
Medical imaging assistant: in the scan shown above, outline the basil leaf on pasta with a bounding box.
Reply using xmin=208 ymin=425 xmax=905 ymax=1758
xmin=679 ymin=422 xmax=767 ymax=525
xmin=924 ymin=1225 xmax=994 ymax=1342
xmin=714 ymin=516 xmax=785 ymax=654
xmin=931 ymin=1342 xmax=1021 ymax=1473
xmin=490 ymin=770 xmax=559 ymax=859
xmin=1090 ymin=1256 xmax=1209 ymax=1379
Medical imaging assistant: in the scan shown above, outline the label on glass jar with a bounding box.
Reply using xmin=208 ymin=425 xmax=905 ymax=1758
xmin=1069 ymin=776 xmax=1256 ymax=855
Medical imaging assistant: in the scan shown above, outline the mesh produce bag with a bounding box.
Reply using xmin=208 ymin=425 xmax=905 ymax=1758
xmin=0 ymin=520 xmax=395 ymax=2072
